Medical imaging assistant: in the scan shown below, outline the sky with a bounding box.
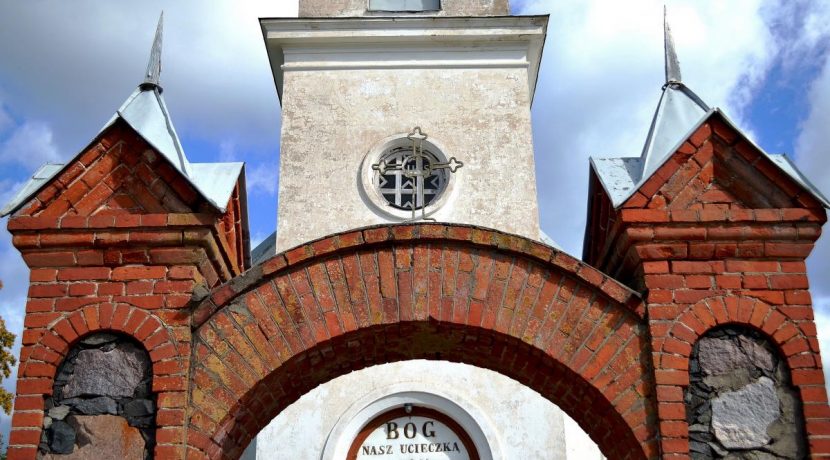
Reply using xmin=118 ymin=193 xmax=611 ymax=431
xmin=0 ymin=0 xmax=829 ymax=449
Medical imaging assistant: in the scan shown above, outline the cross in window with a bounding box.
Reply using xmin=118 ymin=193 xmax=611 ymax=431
xmin=372 ymin=127 xmax=463 ymax=221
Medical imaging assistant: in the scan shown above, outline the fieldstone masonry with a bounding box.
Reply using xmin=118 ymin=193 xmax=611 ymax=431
xmin=40 ymin=333 xmax=155 ymax=459
xmin=687 ymin=327 xmax=805 ymax=458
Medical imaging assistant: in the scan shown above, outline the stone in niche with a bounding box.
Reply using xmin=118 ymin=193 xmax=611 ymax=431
xmin=697 ymin=335 xmax=774 ymax=376
xmin=48 ymin=405 xmax=70 ymax=420
xmin=712 ymin=376 xmax=780 ymax=449
xmin=48 ymin=420 xmax=75 ymax=454
xmin=64 ymin=396 xmax=118 ymax=415
xmin=123 ymin=398 xmax=155 ymax=417
xmin=62 ymin=342 xmax=149 ymax=399
xmin=79 ymin=333 xmax=119 ymax=346
xmin=738 ymin=335 xmax=775 ymax=372
xmin=42 ymin=415 xmax=145 ymax=460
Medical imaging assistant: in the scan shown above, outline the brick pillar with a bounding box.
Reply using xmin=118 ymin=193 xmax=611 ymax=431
xmin=612 ymin=208 xmax=827 ymax=456
xmin=7 ymin=214 xmax=240 ymax=459
xmin=587 ymin=118 xmax=830 ymax=457
xmin=4 ymin=122 xmax=246 ymax=459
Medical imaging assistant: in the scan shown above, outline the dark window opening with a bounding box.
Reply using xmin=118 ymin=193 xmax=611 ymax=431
xmin=368 ymin=0 xmax=441 ymax=12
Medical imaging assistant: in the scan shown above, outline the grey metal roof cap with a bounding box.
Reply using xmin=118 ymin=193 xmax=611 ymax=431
xmin=0 ymin=163 xmax=64 ymax=216
xmin=101 ymin=87 xmax=191 ymax=177
xmin=639 ymin=83 xmax=710 ymax=184
xmin=590 ymin=157 xmax=642 ymax=207
xmin=189 ymin=162 xmax=245 ymax=212
xmin=251 ymin=230 xmax=277 ymax=265
xmin=592 ymin=108 xmax=830 ymax=209
xmin=1 ymin=159 xmax=244 ymax=217
xmin=719 ymin=115 xmax=830 ymax=209
xmin=1 ymin=87 xmax=244 ymax=215
xmin=538 ymin=229 xmax=563 ymax=251
xmin=766 ymin=154 xmax=830 ymax=207
xmin=2 ymin=13 xmax=246 ymax=217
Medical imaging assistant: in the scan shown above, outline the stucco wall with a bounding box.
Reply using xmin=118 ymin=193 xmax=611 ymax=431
xmin=276 ymin=66 xmax=539 ymax=251
xmin=299 ymin=0 xmax=510 ymax=17
xmin=254 ymin=360 xmax=603 ymax=459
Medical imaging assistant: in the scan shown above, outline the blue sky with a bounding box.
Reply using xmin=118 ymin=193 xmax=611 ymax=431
xmin=1 ymin=0 xmax=830 ymax=448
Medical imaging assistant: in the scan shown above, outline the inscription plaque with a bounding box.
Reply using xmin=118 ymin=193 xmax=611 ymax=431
xmin=347 ymin=407 xmax=480 ymax=460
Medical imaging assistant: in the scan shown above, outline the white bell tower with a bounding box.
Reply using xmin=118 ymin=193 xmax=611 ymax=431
xmin=262 ymin=0 xmax=546 ymax=251
xmin=246 ymin=4 xmax=604 ymax=460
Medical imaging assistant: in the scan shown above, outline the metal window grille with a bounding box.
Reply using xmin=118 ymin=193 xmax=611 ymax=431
xmin=374 ymin=146 xmax=448 ymax=211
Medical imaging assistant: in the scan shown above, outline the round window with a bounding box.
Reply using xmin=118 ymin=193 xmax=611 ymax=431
xmin=374 ymin=145 xmax=449 ymax=211
xmin=362 ymin=127 xmax=462 ymax=221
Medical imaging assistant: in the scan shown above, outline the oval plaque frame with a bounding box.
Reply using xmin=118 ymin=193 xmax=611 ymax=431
xmin=320 ymin=387 xmax=498 ymax=460
xmin=347 ymin=406 xmax=481 ymax=460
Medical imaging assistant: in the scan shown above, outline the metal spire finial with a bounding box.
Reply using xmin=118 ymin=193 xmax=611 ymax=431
xmin=664 ymin=6 xmax=682 ymax=84
xmin=143 ymin=12 xmax=163 ymax=89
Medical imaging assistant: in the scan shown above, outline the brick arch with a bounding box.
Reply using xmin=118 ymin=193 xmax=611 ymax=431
xmin=187 ymin=224 xmax=655 ymax=459
xmin=23 ymin=304 xmax=183 ymax=378
xmin=10 ymin=304 xmax=187 ymax=458
xmin=653 ymin=295 xmax=826 ymax=453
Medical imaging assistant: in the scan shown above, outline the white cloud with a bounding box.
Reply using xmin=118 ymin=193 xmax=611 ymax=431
xmin=219 ymin=139 xmax=237 ymax=162
xmin=0 ymin=1 xmax=298 ymax=164
xmin=0 ymin=121 xmax=60 ymax=169
xmin=246 ymin=160 xmax=279 ymax=196
xmin=816 ymin=304 xmax=830 ymax=386
xmin=793 ymin=21 xmax=830 ymax=314
xmin=761 ymin=0 xmax=830 ymax=72
xmin=0 ymin=104 xmax=12 ymax=136
xmin=216 ymin=140 xmax=278 ymax=197
xmin=795 ymin=50 xmax=830 ymax=203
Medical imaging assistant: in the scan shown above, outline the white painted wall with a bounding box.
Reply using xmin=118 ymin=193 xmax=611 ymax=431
xmin=252 ymin=360 xmax=604 ymax=459
xmin=264 ymin=17 xmax=547 ymax=251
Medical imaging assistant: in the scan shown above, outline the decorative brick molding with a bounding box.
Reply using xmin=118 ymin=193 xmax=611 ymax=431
xmin=188 ymin=224 xmax=654 ymax=460
xmin=586 ymin=115 xmax=825 ymax=288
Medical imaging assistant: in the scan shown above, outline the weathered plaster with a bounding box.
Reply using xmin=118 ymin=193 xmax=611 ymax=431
xmin=299 ymin=0 xmax=510 ymax=17
xmin=276 ymin=66 xmax=539 ymax=251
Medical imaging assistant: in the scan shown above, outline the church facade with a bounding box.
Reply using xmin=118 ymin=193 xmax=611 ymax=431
xmin=3 ymin=1 xmax=830 ymax=459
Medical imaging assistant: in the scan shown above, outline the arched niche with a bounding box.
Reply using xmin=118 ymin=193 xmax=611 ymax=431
xmin=40 ymin=332 xmax=155 ymax=459
xmin=686 ymin=325 xmax=806 ymax=458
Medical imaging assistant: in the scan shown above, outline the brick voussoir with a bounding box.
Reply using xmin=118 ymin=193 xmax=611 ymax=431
xmin=193 ymin=223 xmax=644 ymax=329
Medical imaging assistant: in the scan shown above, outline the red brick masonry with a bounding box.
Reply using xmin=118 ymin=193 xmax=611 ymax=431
xmin=585 ymin=114 xmax=829 ymax=458
xmin=5 ymin=114 xmax=829 ymax=459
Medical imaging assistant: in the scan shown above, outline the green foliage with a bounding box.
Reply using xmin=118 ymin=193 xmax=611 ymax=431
xmin=0 ymin=281 xmax=15 ymax=415
xmin=0 ymin=317 xmax=14 ymax=415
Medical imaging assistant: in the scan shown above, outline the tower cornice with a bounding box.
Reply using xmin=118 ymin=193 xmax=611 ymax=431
xmin=260 ymin=15 xmax=548 ymax=104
